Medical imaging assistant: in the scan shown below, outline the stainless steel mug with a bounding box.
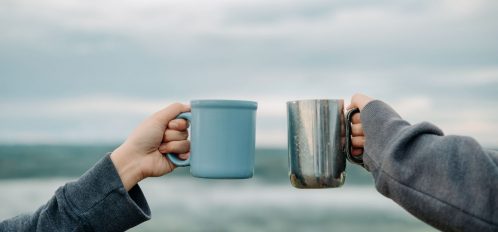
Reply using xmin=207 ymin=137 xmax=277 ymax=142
xmin=287 ymin=99 xmax=363 ymax=188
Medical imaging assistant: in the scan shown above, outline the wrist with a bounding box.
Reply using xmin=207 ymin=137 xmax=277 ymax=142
xmin=110 ymin=145 xmax=144 ymax=191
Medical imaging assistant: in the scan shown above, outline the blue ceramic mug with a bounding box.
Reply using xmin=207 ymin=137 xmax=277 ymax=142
xmin=166 ymin=100 xmax=258 ymax=179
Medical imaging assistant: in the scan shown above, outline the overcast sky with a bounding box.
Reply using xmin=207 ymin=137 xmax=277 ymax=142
xmin=1 ymin=0 xmax=497 ymax=147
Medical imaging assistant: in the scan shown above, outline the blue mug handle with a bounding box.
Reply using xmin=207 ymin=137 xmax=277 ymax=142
xmin=166 ymin=112 xmax=192 ymax=167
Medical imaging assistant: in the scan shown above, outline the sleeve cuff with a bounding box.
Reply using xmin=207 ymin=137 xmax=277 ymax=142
xmin=361 ymin=100 xmax=403 ymax=131
xmin=360 ymin=100 xmax=406 ymax=171
xmin=62 ymin=153 xmax=151 ymax=231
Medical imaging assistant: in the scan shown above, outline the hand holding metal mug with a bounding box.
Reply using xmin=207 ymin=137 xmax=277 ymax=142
xmin=346 ymin=93 xmax=375 ymax=160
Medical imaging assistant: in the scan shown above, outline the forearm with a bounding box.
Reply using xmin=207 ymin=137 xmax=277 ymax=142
xmin=361 ymin=100 xmax=498 ymax=231
xmin=0 ymin=154 xmax=151 ymax=231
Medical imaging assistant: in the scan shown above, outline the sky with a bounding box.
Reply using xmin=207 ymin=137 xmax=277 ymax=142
xmin=0 ymin=0 xmax=497 ymax=147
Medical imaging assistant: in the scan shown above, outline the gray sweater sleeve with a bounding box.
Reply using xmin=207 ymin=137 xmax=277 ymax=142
xmin=0 ymin=154 xmax=151 ymax=231
xmin=361 ymin=100 xmax=498 ymax=232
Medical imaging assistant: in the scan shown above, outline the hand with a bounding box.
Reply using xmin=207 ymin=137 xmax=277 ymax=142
xmin=111 ymin=103 xmax=191 ymax=191
xmin=347 ymin=93 xmax=374 ymax=156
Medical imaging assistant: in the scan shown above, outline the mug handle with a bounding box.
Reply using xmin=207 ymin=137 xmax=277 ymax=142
xmin=165 ymin=112 xmax=192 ymax=167
xmin=345 ymin=108 xmax=364 ymax=166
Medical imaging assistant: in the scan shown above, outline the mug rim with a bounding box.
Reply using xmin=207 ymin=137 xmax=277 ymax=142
xmin=287 ymin=99 xmax=344 ymax=104
xmin=191 ymin=99 xmax=257 ymax=109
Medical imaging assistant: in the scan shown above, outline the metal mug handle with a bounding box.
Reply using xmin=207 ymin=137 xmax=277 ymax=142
xmin=345 ymin=108 xmax=364 ymax=166
xmin=165 ymin=112 xmax=192 ymax=167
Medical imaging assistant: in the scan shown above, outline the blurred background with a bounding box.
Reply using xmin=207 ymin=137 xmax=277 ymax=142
xmin=0 ymin=0 xmax=497 ymax=231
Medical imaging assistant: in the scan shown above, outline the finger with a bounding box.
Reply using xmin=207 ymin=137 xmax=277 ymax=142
xmin=352 ymin=148 xmax=363 ymax=156
xmin=158 ymin=140 xmax=190 ymax=154
xmin=347 ymin=93 xmax=361 ymax=110
xmin=352 ymin=124 xmax=364 ymax=136
xmin=348 ymin=93 xmax=374 ymax=111
xmin=352 ymin=136 xmax=365 ymax=148
xmin=179 ymin=152 xmax=190 ymax=160
xmin=151 ymin=103 xmax=191 ymax=128
xmin=163 ymin=130 xmax=189 ymax=142
xmin=351 ymin=113 xmax=361 ymax=124
xmin=168 ymin=119 xmax=189 ymax=131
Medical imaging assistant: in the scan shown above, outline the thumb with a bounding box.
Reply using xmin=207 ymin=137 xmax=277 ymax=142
xmin=150 ymin=103 xmax=191 ymax=127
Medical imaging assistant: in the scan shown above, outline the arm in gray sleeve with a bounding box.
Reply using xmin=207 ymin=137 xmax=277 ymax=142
xmin=360 ymin=100 xmax=498 ymax=232
xmin=0 ymin=154 xmax=151 ymax=231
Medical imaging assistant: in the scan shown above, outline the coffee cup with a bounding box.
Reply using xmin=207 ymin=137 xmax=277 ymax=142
xmin=287 ymin=99 xmax=362 ymax=188
xmin=167 ymin=100 xmax=258 ymax=179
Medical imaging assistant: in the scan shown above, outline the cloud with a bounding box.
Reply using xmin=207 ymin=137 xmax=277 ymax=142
xmin=0 ymin=95 xmax=164 ymax=118
xmin=2 ymin=0 xmax=498 ymax=67
xmin=391 ymin=96 xmax=433 ymax=117
xmin=389 ymin=95 xmax=498 ymax=147
xmin=0 ymin=0 xmax=497 ymax=147
xmin=0 ymin=95 xmax=291 ymax=146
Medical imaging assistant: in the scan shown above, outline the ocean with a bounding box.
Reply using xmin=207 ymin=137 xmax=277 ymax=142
xmin=0 ymin=145 xmax=435 ymax=231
